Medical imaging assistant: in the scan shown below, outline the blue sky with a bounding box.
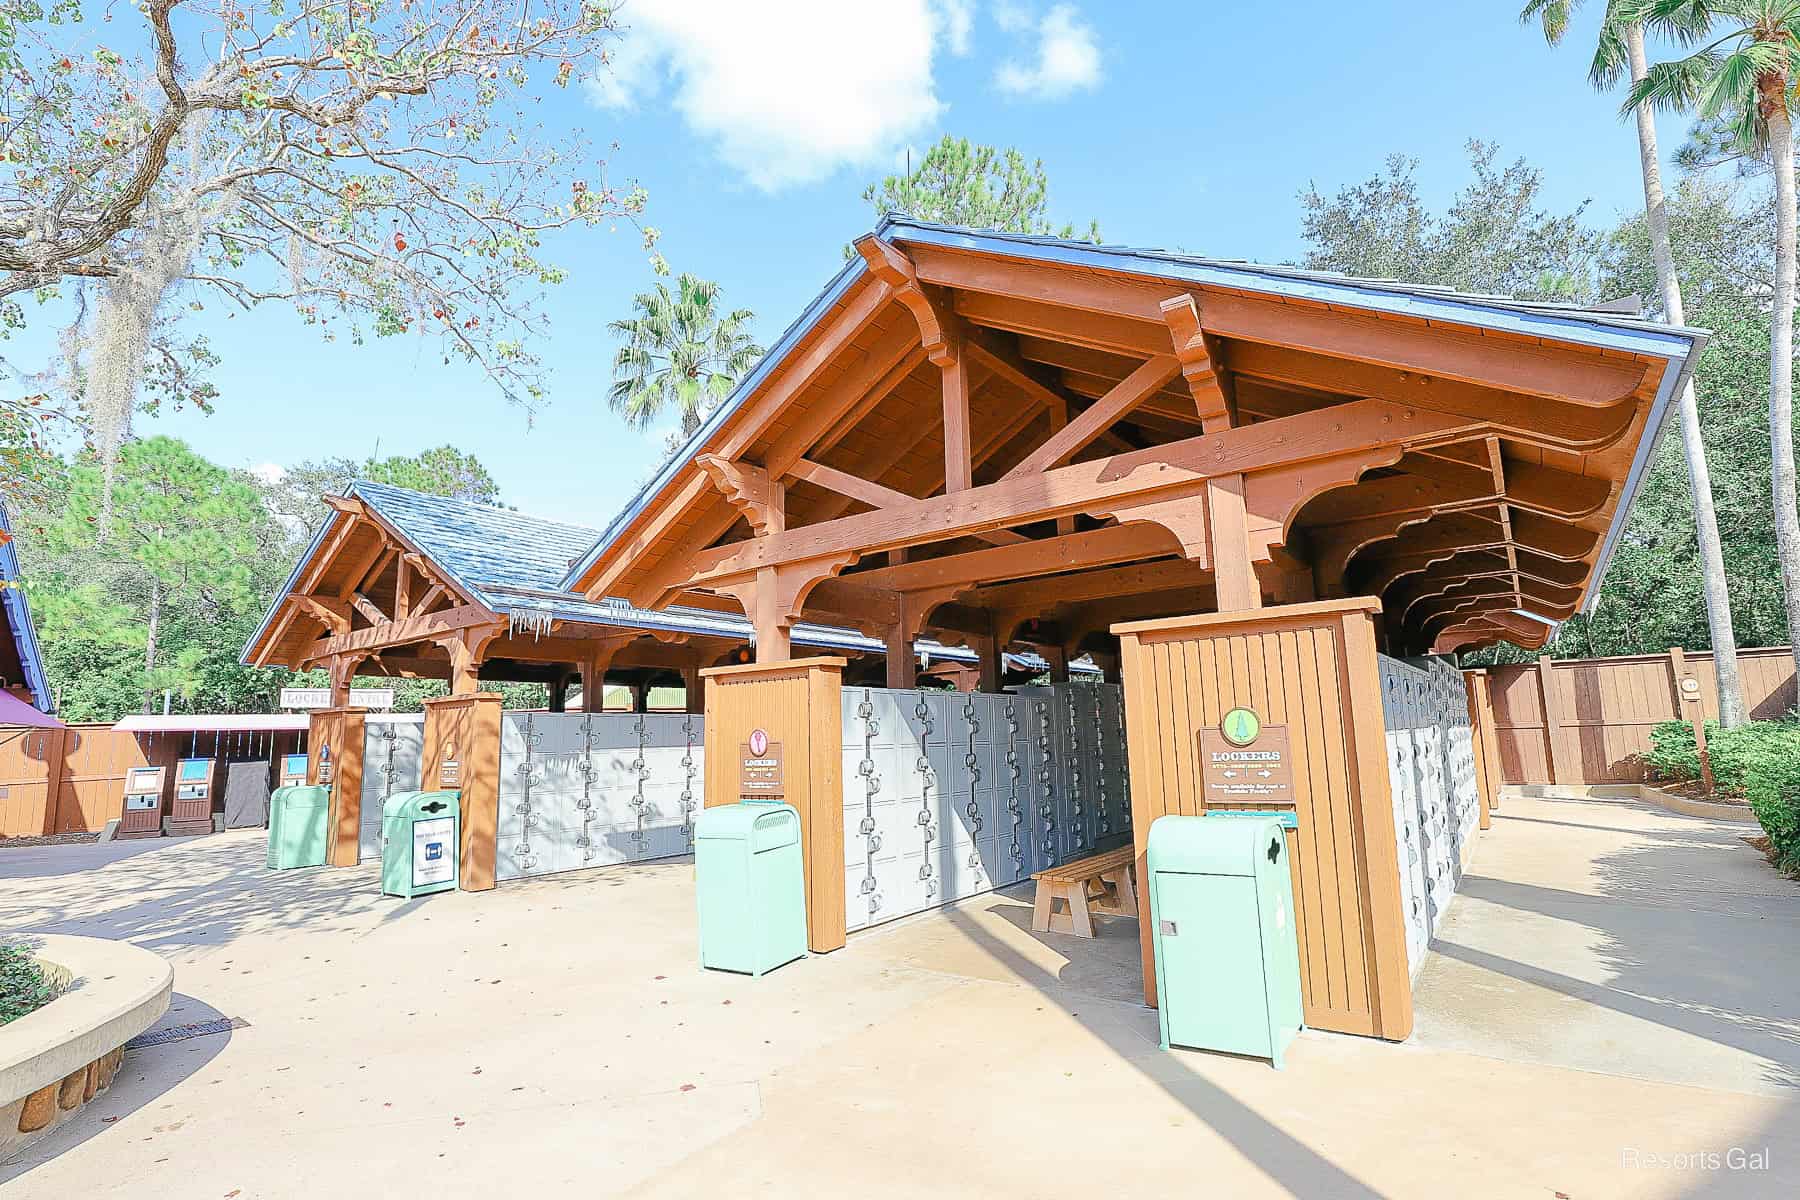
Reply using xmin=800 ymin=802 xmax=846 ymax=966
xmin=63 ymin=1 xmax=1685 ymax=528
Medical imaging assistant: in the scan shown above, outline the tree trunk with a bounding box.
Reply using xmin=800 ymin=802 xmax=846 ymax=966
xmin=1766 ymin=98 xmax=1800 ymax=686
xmin=142 ymin=575 xmax=161 ymax=716
xmin=1626 ymin=25 xmax=1747 ymax=726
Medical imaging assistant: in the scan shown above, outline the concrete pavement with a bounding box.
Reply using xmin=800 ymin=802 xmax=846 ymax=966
xmin=2 ymin=794 xmax=1795 ymax=1198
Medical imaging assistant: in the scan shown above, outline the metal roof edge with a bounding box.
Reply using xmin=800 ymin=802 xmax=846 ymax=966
xmin=1580 ymin=333 xmax=1707 ymax=616
xmin=0 ymin=503 xmax=52 ymax=711
xmin=881 ymin=217 xmax=1704 ymax=360
xmin=239 ymin=509 xmax=340 ymax=668
xmin=559 ymin=256 xmax=872 ymax=592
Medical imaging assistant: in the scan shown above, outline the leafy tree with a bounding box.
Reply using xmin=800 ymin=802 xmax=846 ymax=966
xmin=360 ymin=446 xmax=503 ymax=504
xmin=0 ymin=0 xmax=655 ymax=498
xmin=1521 ymin=0 xmax=1748 ymax=724
xmin=860 ymin=135 xmax=1100 ymax=241
xmin=608 ymin=273 xmax=762 ymax=442
xmin=1629 ymin=0 xmax=1800 ymax=684
xmin=1298 ymin=140 xmax=1602 ymax=300
xmin=42 ymin=436 xmax=264 ymax=713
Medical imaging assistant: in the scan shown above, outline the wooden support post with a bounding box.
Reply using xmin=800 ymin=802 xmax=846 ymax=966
xmin=1462 ymin=669 xmax=1494 ymax=831
xmin=702 ymin=658 xmax=847 ymax=953
xmin=1669 ymin=647 xmax=1714 ymax=793
xmin=1044 ymin=645 xmax=1070 ymax=683
xmin=630 ymin=680 xmax=648 ymax=713
xmin=309 ymin=707 xmax=367 ymax=867
xmin=1207 ymin=472 xmax=1261 ymax=611
xmin=977 ymin=634 xmax=1002 ymax=693
xmin=1537 ymin=654 xmax=1570 ymax=786
xmin=681 ymin=664 xmax=704 ymax=714
xmin=328 ymin=652 xmax=366 ymax=707
xmin=440 ymin=625 xmax=499 ymax=697
xmin=1113 ymin=599 xmax=1413 ymax=1041
xmin=941 ymin=341 xmax=973 ymax=493
xmin=548 ymin=667 xmax=571 ymax=713
xmin=885 ymin=621 xmax=917 ymax=689
xmin=422 ymin=692 xmax=503 ymax=892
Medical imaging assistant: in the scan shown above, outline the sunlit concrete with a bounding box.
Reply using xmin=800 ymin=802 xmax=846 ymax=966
xmin=2 ymin=794 xmax=1795 ymax=1198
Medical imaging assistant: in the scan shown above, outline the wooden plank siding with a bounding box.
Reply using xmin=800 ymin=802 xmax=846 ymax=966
xmin=701 ymin=657 xmax=847 ymax=954
xmin=1115 ymin=599 xmax=1413 ymax=1041
xmin=2 ymin=724 xmax=304 ymax=837
xmin=1468 ymin=646 xmax=1799 ymax=785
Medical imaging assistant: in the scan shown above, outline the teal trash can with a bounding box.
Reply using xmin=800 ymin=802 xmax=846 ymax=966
xmin=380 ymin=791 xmax=460 ymax=899
xmin=695 ymin=802 xmax=807 ymax=976
xmin=266 ymin=785 xmax=330 ymax=870
xmin=1146 ymin=813 xmax=1304 ymax=1068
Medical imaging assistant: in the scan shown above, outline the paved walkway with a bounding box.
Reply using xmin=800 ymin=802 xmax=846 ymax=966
xmin=2 ymin=794 xmax=1795 ymax=1198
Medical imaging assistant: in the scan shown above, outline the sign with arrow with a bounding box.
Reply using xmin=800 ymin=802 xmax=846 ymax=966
xmin=1198 ymin=714 xmax=1294 ymax=809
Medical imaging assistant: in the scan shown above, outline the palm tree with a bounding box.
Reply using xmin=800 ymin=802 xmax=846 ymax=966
xmin=608 ymin=274 xmax=763 ymax=442
xmin=1629 ymin=0 xmax=1800 ymax=687
xmin=1522 ymin=0 xmax=1748 ymax=725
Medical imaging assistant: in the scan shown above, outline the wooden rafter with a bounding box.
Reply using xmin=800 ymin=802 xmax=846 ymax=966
xmin=1002 ymin=354 xmax=1180 ymax=479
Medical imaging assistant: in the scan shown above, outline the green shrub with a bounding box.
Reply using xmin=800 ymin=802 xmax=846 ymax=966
xmin=1745 ymin=731 xmax=1800 ymax=874
xmin=1644 ymin=718 xmax=1800 ymax=799
xmin=0 ymin=943 xmax=57 ymax=1025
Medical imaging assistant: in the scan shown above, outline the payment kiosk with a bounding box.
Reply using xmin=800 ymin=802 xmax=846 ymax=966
xmin=118 ymin=766 xmax=167 ymax=839
xmin=278 ymin=753 xmax=309 ymax=788
xmin=168 ymin=757 xmax=218 ymax=836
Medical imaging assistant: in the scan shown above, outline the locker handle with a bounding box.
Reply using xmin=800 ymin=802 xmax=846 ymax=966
xmin=1159 ymin=919 xmax=1178 ymax=937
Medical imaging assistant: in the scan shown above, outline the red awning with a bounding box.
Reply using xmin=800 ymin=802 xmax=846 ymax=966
xmin=0 ymin=689 xmax=62 ymax=728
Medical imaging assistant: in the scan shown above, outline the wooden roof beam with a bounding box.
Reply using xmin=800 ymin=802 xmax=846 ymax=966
xmin=786 ymin=458 xmax=1026 ymax=546
xmin=300 ymin=603 xmax=498 ymax=668
xmin=1002 ymin=354 xmax=1180 ymax=479
xmin=905 ymin=244 xmax=1653 ymax=407
xmin=683 ymin=398 xmax=1477 ymax=593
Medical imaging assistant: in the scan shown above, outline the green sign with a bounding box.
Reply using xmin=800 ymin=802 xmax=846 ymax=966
xmin=1221 ymin=707 xmax=1262 ymax=747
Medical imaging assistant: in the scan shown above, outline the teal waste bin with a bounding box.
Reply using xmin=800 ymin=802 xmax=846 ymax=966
xmin=266 ymin=785 xmax=330 ymax=870
xmin=1146 ymin=813 xmax=1304 ymax=1068
xmin=380 ymin=791 xmax=460 ymax=899
xmin=694 ymin=802 xmax=806 ymax=976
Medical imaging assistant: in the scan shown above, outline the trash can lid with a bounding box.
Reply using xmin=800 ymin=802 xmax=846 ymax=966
xmin=382 ymin=789 xmax=460 ymax=819
xmin=1146 ymin=812 xmax=1288 ymax=875
xmin=696 ymin=800 xmax=799 ymax=842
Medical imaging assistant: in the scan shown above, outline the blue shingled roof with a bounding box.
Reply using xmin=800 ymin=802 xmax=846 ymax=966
xmin=245 ymin=481 xmax=1094 ymax=671
xmin=1 ymin=502 xmax=53 ymax=712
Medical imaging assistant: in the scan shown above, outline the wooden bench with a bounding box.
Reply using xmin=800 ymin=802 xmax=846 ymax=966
xmin=1031 ymin=846 xmax=1138 ymax=938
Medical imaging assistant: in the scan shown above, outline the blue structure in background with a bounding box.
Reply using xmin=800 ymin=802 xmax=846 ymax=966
xmin=0 ymin=502 xmax=53 ymax=714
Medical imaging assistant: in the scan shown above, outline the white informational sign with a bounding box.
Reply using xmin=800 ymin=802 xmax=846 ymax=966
xmin=412 ymin=816 xmax=456 ymax=888
xmin=280 ymin=687 xmax=396 ymax=710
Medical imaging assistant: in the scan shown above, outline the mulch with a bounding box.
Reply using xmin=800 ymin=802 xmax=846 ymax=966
xmin=0 ymin=831 xmax=101 ymax=849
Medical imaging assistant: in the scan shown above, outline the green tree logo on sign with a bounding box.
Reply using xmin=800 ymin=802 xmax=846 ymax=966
xmin=1221 ymin=708 xmax=1262 ymax=748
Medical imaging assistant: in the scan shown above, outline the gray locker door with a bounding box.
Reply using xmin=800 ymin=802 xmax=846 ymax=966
xmin=360 ymin=717 xmax=423 ymax=863
xmin=497 ymin=712 xmax=704 ymax=883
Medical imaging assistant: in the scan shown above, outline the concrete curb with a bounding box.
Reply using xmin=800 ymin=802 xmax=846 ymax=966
xmin=1506 ymin=783 xmax=1759 ymax=824
xmin=1 ymin=935 xmax=172 ymax=1158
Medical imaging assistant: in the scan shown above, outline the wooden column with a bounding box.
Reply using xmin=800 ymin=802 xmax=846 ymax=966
xmin=422 ymin=692 xmax=503 ymax=892
xmin=548 ymin=667 xmax=571 ymax=713
xmin=309 ymin=707 xmax=367 ymax=867
xmin=976 ymin=634 xmax=1002 ymax=693
xmin=885 ymin=622 xmax=917 ymax=689
xmin=1462 ymin=669 xmax=1494 ymax=831
xmin=1537 ymin=654 xmax=1571 ymax=785
xmin=1473 ymin=670 xmax=1503 ymax=811
xmin=1207 ymin=473 xmax=1261 ymax=612
xmin=681 ymin=664 xmax=704 ymax=714
xmin=701 ymin=657 xmax=847 ymax=954
xmin=328 ymin=652 xmax=367 ymax=707
xmin=629 ymin=680 xmax=648 ymax=713
xmin=440 ymin=625 xmax=499 ymax=696
xmin=579 ymin=645 xmax=617 ymax=713
xmin=941 ymin=342 xmax=973 ymax=494
xmin=1113 ymin=598 xmax=1414 ymax=1041
xmin=1043 ymin=644 xmax=1070 ymax=683
xmin=1669 ymin=647 xmax=1715 ymax=793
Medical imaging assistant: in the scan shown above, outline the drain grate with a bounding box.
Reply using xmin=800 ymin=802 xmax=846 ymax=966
xmin=125 ymin=1017 xmax=249 ymax=1050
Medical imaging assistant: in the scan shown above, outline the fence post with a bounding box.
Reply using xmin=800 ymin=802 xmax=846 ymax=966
xmin=1537 ymin=655 xmax=1571 ymax=786
xmin=1669 ymin=647 xmax=1715 ymax=794
xmin=1462 ymin=670 xmax=1493 ymax=830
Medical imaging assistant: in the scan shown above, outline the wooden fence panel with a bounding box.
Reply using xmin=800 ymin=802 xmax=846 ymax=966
xmin=1467 ymin=645 xmax=1798 ymax=786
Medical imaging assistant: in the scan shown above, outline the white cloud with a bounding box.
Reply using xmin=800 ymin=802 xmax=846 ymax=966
xmin=995 ymin=4 xmax=1102 ymax=100
xmin=938 ymin=0 xmax=975 ymax=55
xmin=588 ymin=1 xmax=959 ymax=192
xmin=250 ymin=462 xmax=286 ymax=485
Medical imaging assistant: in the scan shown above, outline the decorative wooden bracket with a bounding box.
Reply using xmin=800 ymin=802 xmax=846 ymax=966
xmin=854 ymin=237 xmax=955 ymax=366
xmin=435 ymin=624 xmax=502 ymax=695
xmin=1160 ymin=293 xmax=1232 ymax=432
xmin=696 ymin=454 xmax=785 ymax=537
xmin=712 ymin=551 xmax=861 ymax=662
xmin=296 ymin=595 xmax=352 ymax=636
xmin=1092 ymin=497 xmax=1213 ymax=564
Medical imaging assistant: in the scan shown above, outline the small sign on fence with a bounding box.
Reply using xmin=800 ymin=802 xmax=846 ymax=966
xmin=281 ymin=687 xmax=396 ymax=710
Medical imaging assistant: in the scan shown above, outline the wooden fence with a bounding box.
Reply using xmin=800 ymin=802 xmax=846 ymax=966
xmin=0 ymin=724 xmax=303 ymax=837
xmin=1466 ymin=646 xmax=1797 ymax=787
